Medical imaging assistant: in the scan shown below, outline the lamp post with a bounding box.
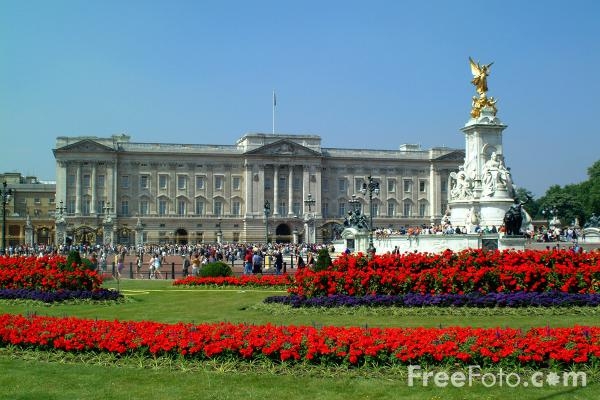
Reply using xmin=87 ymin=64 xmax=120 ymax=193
xmin=217 ymin=216 xmax=223 ymax=244
xmin=541 ymin=206 xmax=558 ymax=240
xmin=264 ymin=200 xmax=271 ymax=243
xmin=304 ymin=193 xmax=316 ymax=244
xmin=1 ymin=182 xmax=14 ymax=255
xmin=359 ymin=176 xmax=379 ymax=255
xmin=348 ymin=194 xmax=361 ymax=212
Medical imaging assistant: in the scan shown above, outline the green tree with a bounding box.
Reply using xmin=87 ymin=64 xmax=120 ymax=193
xmin=538 ymin=185 xmax=585 ymax=227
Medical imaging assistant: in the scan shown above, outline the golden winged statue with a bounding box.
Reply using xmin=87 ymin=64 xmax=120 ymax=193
xmin=468 ymin=57 xmax=497 ymax=118
xmin=469 ymin=57 xmax=493 ymax=96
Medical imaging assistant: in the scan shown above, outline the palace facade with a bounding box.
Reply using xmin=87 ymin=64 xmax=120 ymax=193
xmin=53 ymin=133 xmax=464 ymax=245
xmin=0 ymin=172 xmax=56 ymax=249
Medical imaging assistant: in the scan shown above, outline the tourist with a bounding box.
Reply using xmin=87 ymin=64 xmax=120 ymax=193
xmin=274 ymin=250 xmax=283 ymax=275
xmin=252 ymin=251 xmax=263 ymax=274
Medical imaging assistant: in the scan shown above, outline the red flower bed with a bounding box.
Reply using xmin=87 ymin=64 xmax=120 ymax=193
xmin=173 ymin=275 xmax=293 ymax=288
xmin=0 ymin=255 xmax=102 ymax=292
xmin=1 ymin=313 xmax=598 ymax=367
xmin=290 ymin=249 xmax=600 ymax=297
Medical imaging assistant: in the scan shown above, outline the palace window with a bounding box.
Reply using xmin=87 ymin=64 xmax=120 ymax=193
xmin=140 ymin=175 xmax=149 ymax=190
xmin=196 ymin=176 xmax=205 ymax=190
xmin=121 ymin=200 xmax=129 ymax=216
xmin=232 ymin=201 xmax=241 ymax=216
xmin=97 ymin=175 xmax=105 ymax=188
xmin=82 ymin=174 xmax=90 ymax=188
xmin=387 ymin=179 xmax=396 ymax=193
xmin=403 ymin=179 xmax=412 ymax=193
xmin=195 ymin=199 xmax=204 ymax=215
xmin=338 ymin=202 xmax=346 ymax=217
xmin=387 ymin=202 xmax=396 ymax=217
xmin=158 ymin=199 xmax=167 ymax=216
xmin=278 ymin=201 xmax=286 ymax=215
xmin=139 ymin=200 xmax=149 ymax=215
xmin=419 ymin=202 xmax=427 ymax=217
xmin=177 ymin=199 xmax=186 ymax=215
xmin=121 ymin=175 xmax=129 ymax=189
xmin=214 ymin=176 xmax=224 ymax=191
xmin=159 ymin=175 xmax=168 ymax=190
xmin=419 ymin=180 xmax=426 ymax=192
xmin=213 ymin=201 xmax=223 ymax=216
xmin=178 ymin=175 xmax=187 ymax=190
xmin=403 ymin=201 xmax=412 ymax=217
xmin=232 ymin=176 xmax=241 ymax=191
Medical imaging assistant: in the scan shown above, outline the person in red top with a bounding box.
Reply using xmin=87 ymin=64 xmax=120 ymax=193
xmin=244 ymin=249 xmax=253 ymax=274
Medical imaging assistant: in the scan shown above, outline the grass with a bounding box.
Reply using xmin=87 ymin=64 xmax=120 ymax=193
xmin=1 ymin=279 xmax=599 ymax=399
xmin=2 ymin=279 xmax=599 ymax=328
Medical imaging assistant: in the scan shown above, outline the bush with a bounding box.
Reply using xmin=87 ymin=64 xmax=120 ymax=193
xmin=80 ymin=258 xmax=95 ymax=271
xmin=200 ymin=261 xmax=233 ymax=277
xmin=313 ymin=248 xmax=332 ymax=272
xmin=64 ymin=250 xmax=82 ymax=271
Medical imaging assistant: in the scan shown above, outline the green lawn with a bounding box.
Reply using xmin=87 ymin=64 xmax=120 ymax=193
xmin=1 ymin=279 xmax=598 ymax=400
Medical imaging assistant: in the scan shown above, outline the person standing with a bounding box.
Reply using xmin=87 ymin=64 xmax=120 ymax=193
xmin=252 ymin=251 xmax=263 ymax=274
xmin=182 ymin=254 xmax=191 ymax=278
xmin=274 ymin=250 xmax=283 ymax=275
xmin=136 ymin=254 xmax=143 ymax=279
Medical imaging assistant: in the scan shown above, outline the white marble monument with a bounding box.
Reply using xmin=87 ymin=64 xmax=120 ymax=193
xmin=448 ymin=58 xmax=519 ymax=232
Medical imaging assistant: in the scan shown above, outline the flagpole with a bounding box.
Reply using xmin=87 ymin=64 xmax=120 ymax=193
xmin=272 ymin=90 xmax=275 ymax=135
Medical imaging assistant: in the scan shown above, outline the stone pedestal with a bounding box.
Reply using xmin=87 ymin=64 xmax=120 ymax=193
xmin=25 ymin=216 xmax=33 ymax=246
xmin=583 ymin=228 xmax=600 ymax=244
xmin=55 ymin=219 xmax=66 ymax=246
xmin=449 ymin=107 xmax=515 ymax=231
xmin=341 ymin=227 xmax=369 ymax=253
xmin=498 ymin=235 xmax=526 ymax=251
xmin=103 ymin=221 xmax=114 ymax=246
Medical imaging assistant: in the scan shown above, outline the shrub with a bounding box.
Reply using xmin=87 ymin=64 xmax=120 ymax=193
xmin=80 ymin=258 xmax=95 ymax=271
xmin=200 ymin=261 xmax=233 ymax=277
xmin=313 ymin=248 xmax=332 ymax=272
xmin=64 ymin=250 xmax=82 ymax=271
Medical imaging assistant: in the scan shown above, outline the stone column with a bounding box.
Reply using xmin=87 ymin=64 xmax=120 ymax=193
xmin=75 ymin=163 xmax=81 ymax=215
xmin=56 ymin=161 xmax=68 ymax=207
xmin=302 ymin=166 xmax=310 ymax=216
xmin=288 ymin=166 xmax=294 ymax=216
xmin=273 ymin=165 xmax=279 ymax=215
xmin=258 ymin=164 xmax=265 ymax=216
xmin=91 ymin=163 xmax=97 ymax=214
xmin=429 ymin=164 xmax=437 ymax=223
xmin=244 ymin=162 xmax=253 ymax=217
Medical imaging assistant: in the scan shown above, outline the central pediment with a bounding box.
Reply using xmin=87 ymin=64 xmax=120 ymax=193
xmin=435 ymin=150 xmax=465 ymax=161
xmin=244 ymin=139 xmax=322 ymax=157
xmin=55 ymin=139 xmax=116 ymax=153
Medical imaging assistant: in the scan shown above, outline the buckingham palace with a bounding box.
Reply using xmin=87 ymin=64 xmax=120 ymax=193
xmin=52 ymin=133 xmax=464 ymax=245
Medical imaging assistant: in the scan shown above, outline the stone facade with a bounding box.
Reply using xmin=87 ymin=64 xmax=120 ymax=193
xmin=0 ymin=172 xmax=56 ymax=247
xmin=52 ymin=133 xmax=463 ymax=245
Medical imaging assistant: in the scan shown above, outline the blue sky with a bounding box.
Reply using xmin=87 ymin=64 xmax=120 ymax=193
xmin=1 ymin=0 xmax=599 ymax=197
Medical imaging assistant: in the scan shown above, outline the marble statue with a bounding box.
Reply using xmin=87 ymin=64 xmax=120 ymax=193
xmin=482 ymin=152 xmax=512 ymax=196
xmin=449 ymin=166 xmax=473 ymax=200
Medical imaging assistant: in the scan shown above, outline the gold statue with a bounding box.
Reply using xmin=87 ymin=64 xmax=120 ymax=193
xmin=469 ymin=57 xmax=497 ymax=118
xmin=469 ymin=57 xmax=493 ymax=95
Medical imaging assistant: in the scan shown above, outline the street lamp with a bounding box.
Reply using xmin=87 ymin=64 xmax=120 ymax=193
xmin=359 ymin=175 xmax=380 ymax=255
xmin=304 ymin=193 xmax=316 ymax=244
xmin=541 ymin=206 xmax=558 ymax=228
xmin=1 ymin=182 xmax=14 ymax=255
xmin=348 ymin=194 xmax=361 ymax=212
xmin=264 ymin=200 xmax=271 ymax=243
xmin=541 ymin=206 xmax=558 ymax=240
xmin=56 ymin=200 xmax=66 ymax=217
